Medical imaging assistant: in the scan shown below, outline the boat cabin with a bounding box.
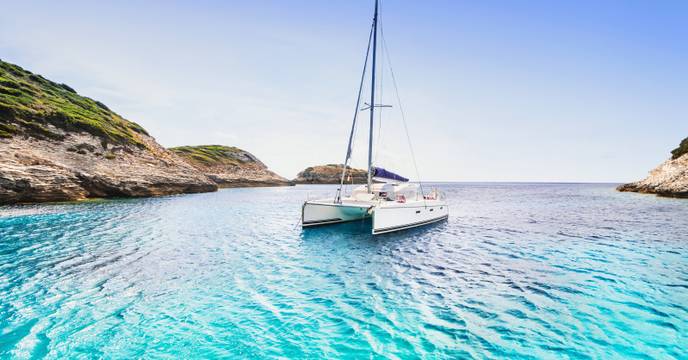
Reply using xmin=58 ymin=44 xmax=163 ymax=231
xmin=350 ymin=183 xmax=420 ymax=203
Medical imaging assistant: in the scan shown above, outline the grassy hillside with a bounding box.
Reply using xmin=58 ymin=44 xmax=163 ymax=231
xmin=671 ymin=137 xmax=688 ymax=160
xmin=0 ymin=59 xmax=148 ymax=146
xmin=169 ymin=145 xmax=260 ymax=167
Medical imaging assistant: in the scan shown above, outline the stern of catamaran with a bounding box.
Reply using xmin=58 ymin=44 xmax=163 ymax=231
xmin=301 ymin=188 xmax=376 ymax=227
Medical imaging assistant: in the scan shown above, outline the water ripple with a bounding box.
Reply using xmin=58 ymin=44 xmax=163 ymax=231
xmin=0 ymin=184 xmax=686 ymax=358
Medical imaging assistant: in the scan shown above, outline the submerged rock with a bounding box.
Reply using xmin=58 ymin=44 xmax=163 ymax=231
xmin=293 ymin=164 xmax=368 ymax=184
xmin=617 ymin=137 xmax=688 ymax=198
xmin=170 ymin=145 xmax=291 ymax=188
xmin=0 ymin=59 xmax=217 ymax=204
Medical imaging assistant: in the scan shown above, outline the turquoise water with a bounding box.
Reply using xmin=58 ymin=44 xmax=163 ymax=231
xmin=0 ymin=183 xmax=686 ymax=359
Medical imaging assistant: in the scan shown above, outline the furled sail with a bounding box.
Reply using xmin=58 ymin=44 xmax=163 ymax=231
xmin=372 ymin=167 xmax=408 ymax=182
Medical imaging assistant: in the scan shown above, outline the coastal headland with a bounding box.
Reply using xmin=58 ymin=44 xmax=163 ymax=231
xmin=617 ymin=137 xmax=688 ymax=198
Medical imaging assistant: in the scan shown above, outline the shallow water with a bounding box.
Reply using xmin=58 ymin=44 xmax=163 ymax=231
xmin=0 ymin=183 xmax=686 ymax=359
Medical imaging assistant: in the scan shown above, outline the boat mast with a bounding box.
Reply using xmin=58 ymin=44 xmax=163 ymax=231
xmin=367 ymin=0 xmax=379 ymax=193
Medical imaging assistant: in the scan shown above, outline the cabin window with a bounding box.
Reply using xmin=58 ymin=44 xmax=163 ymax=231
xmin=415 ymin=210 xmax=420 ymax=214
xmin=430 ymin=208 xmax=434 ymax=212
xmin=440 ymin=207 xmax=443 ymax=209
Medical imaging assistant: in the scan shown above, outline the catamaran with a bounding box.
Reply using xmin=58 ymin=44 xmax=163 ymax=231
xmin=301 ymin=0 xmax=449 ymax=235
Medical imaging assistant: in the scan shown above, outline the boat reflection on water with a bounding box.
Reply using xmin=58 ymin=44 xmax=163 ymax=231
xmin=300 ymin=214 xmax=448 ymax=241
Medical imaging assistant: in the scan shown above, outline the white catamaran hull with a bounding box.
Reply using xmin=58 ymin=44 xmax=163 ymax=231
xmin=301 ymin=201 xmax=372 ymax=227
xmin=302 ymin=198 xmax=448 ymax=234
xmin=372 ymin=201 xmax=448 ymax=234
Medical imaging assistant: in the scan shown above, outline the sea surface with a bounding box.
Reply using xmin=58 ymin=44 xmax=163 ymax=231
xmin=0 ymin=183 xmax=686 ymax=359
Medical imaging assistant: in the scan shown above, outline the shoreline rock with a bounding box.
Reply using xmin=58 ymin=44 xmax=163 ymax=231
xmin=617 ymin=137 xmax=688 ymax=198
xmin=0 ymin=132 xmax=218 ymax=205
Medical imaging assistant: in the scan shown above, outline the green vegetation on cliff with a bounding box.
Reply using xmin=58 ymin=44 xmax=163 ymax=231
xmin=0 ymin=59 xmax=148 ymax=147
xmin=170 ymin=145 xmax=259 ymax=167
xmin=671 ymin=137 xmax=688 ymax=160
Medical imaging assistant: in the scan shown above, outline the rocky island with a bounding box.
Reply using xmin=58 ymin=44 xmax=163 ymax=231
xmin=617 ymin=137 xmax=688 ymax=198
xmin=293 ymin=164 xmax=368 ymax=184
xmin=170 ymin=145 xmax=290 ymax=187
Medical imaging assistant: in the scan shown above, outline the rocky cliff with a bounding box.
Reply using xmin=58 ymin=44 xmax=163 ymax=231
xmin=293 ymin=164 xmax=368 ymax=184
xmin=170 ymin=145 xmax=290 ymax=187
xmin=617 ymin=137 xmax=688 ymax=198
xmin=0 ymin=59 xmax=217 ymax=204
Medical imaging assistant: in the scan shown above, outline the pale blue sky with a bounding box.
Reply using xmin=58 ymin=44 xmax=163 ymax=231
xmin=1 ymin=1 xmax=686 ymax=182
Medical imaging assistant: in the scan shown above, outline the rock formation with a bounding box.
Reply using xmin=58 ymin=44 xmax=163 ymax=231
xmin=170 ymin=145 xmax=291 ymax=187
xmin=293 ymin=164 xmax=368 ymax=184
xmin=0 ymin=59 xmax=217 ymax=204
xmin=617 ymin=137 xmax=688 ymax=198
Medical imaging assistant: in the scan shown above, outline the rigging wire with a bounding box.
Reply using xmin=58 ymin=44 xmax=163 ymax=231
xmin=380 ymin=26 xmax=427 ymax=207
xmin=347 ymin=40 xmax=373 ymax=193
xmin=347 ymin=81 xmax=363 ymax=185
xmin=335 ymin=19 xmax=375 ymax=203
xmin=347 ymin=55 xmax=373 ymax=193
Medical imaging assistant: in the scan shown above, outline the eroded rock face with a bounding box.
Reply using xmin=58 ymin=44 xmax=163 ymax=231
xmin=617 ymin=151 xmax=688 ymax=198
xmin=0 ymin=59 xmax=217 ymax=204
xmin=169 ymin=145 xmax=291 ymax=188
xmin=293 ymin=164 xmax=368 ymax=184
xmin=0 ymin=132 xmax=217 ymax=204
